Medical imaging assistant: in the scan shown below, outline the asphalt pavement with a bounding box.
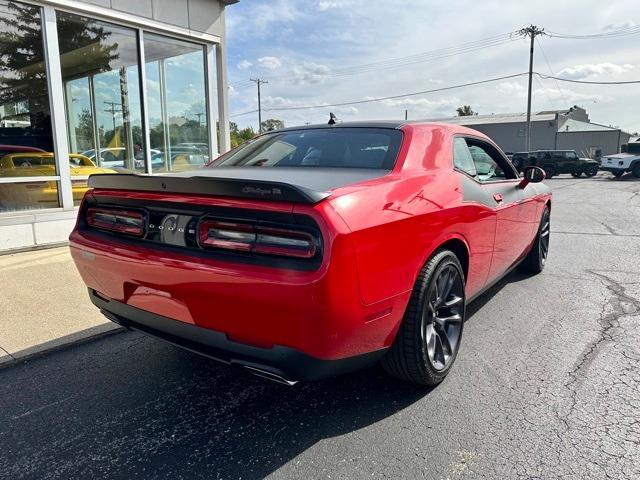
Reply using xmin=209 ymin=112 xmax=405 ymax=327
xmin=1 ymin=172 xmax=639 ymax=479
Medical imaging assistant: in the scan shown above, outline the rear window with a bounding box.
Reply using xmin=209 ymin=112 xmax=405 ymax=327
xmin=211 ymin=128 xmax=403 ymax=169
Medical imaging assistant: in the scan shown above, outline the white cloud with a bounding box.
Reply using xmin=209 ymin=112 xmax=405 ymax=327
xmin=258 ymin=56 xmax=283 ymax=70
xmin=237 ymin=59 xmax=252 ymax=70
xmin=291 ymin=62 xmax=330 ymax=84
xmin=333 ymin=106 xmax=359 ymax=115
xmin=262 ymin=96 xmax=296 ymax=108
xmin=227 ymin=0 xmax=301 ymax=37
xmin=317 ymin=1 xmax=340 ymax=10
xmin=228 ymin=85 xmax=238 ymax=97
xmin=603 ymin=21 xmax=637 ymax=31
xmin=556 ymin=63 xmax=634 ymax=80
xmin=373 ymin=96 xmax=460 ymax=112
xmin=497 ymin=81 xmax=525 ymax=96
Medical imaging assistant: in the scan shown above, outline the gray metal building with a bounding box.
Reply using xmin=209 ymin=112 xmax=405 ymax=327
xmin=433 ymin=106 xmax=631 ymax=158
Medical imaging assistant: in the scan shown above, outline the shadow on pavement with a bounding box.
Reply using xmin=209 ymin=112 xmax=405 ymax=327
xmin=466 ymin=269 xmax=531 ymax=321
xmin=0 ymin=332 xmax=430 ymax=479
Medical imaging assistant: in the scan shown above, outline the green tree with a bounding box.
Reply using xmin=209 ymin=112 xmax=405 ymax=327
xmin=261 ymin=118 xmax=285 ymax=132
xmin=74 ymin=108 xmax=94 ymax=150
xmin=228 ymin=122 xmax=256 ymax=148
xmin=0 ymin=3 xmax=118 ymax=107
xmin=456 ymin=105 xmax=476 ymax=116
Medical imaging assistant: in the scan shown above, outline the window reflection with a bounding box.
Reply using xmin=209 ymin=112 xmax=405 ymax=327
xmin=58 ymin=12 xmax=144 ymax=174
xmin=0 ymin=1 xmax=59 ymax=211
xmin=144 ymin=33 xmax=209 ymax=172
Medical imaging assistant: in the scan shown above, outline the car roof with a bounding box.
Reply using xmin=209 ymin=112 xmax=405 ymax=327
xmin=275 ymin=120 xmax=484 ymax=134
xmin=514 ymin=150 xmax=575 ymax=154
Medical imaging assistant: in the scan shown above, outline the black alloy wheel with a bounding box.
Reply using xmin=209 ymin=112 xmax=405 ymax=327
xmin=584 ymin=165 xmax=598 ymax=177
xmin=539 ymin=209 xmax=550 ymax=265
xmin=520 ymin=205 xmax=550 ymax=273
xmin=423 ymin=264 xmax=465 ymax=371
xmin=382 ymin=249 xmax=466 ymax=385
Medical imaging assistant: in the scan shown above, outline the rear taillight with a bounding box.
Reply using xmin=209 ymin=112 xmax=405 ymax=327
xmin=86 ymin=207 xmax=145 ymax=237
xmin=199 ymin=220 xmax=318 ymax=259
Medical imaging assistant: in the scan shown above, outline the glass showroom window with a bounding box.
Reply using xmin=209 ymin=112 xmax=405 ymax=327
xmin=0 ymin=1 xmax=60 ymax=213
xmin=57 ymin=10 xmax=144 ymax=205
xmin=144 ymin=34 xmax=209 ymax=172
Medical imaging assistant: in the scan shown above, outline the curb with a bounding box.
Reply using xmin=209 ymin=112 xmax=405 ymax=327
xmin=0 ymin=323 xmax=126 ymax=369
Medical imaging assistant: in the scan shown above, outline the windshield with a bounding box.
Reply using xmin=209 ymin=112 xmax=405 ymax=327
xmin=210 ymin=128 xmax=403 ymax=169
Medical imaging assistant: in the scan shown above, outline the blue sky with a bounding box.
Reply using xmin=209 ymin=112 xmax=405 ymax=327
xmin=226 ymin=0 xmax=640 ymax=133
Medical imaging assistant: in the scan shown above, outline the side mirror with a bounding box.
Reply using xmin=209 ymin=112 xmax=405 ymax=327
xmin=519 ymin=166 xmax=545 ymax=188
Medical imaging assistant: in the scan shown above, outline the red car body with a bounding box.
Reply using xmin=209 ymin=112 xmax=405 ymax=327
xmin=70 ymin=122 xmax=551 ymax=383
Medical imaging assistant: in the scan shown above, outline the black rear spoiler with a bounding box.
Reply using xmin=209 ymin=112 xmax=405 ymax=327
xmin=87 ymin=174 xmax=331 ymax=204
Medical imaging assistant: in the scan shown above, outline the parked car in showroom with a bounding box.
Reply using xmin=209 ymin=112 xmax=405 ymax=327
xmin=81 ymin=147 xmax=162 ymax=171
xmin=0 ymin=144 xmax=46 ymax=159
xmin=600 ymin=142 xmax=640 ymax=178
xmin=69 ymin=122 xmax=551 ymax=386
xmin=0 ymin=152 xmax=114 ymax=209
xmin=511 ymin=149 xmax=599 ymax=178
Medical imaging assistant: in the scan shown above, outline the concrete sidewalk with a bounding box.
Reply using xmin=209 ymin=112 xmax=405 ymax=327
xmin=0 ymin=246 xmax=121 ymax=366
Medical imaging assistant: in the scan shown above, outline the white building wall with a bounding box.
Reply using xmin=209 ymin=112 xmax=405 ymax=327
xmin=73 ymin=0 xmax=225 ymax=36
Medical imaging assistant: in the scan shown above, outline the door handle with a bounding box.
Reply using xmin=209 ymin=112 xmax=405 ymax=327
xmin=493 ymin=193 xmax=503 ymax=203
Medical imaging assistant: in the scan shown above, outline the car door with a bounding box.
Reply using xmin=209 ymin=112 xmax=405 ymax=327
xmin=552 ymin=151 xmax=567 ymax=173
xmin=464 ymin=137 xmax=538 ymax=283
xmin=564 ymin=151 xmax=579 ymax=173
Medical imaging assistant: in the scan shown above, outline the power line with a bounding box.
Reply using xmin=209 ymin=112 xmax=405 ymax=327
xmin=243 ymin=31 xmax=520 ymax=85
xmin=230 ymin=71 xmax=640 ymax=119
xmin=536 ymin=38 xmax=569 ymax=104
xmin=535 ymin=73 xmax=640 ymax=84
xmin=547 ymin=24 xmax=640 ymax=39
xmin=230 ymin=109 xmax=259 ymax=118
xmin=534 ymin=74 xmax=557 ymax=110
xmin=230 ymin=73 xmax=529 ymax=115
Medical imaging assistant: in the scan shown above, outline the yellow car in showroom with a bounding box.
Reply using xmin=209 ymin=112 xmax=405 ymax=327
xmin=0 ymin=152 xmax=115 ymax=210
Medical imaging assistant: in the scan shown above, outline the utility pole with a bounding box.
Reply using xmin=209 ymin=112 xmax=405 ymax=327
xmin=103 ymin=101 xmax=122 ymax=135
xmin=250 ymin=78 xmax=268 ymax=133
xmin=518 ymin=25 xmax=545 ymax=153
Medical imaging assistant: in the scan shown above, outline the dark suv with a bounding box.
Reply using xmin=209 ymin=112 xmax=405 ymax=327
xmin=511 ymin=150 xmax=599 ymax=178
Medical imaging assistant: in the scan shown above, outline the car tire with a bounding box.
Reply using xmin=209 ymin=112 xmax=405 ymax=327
xmin=520 ymin=205 xmax=550 ymax=274
xmin=584 ymin=165 xmax=598 ymax=177
xmin=633 ymin=163 xmax=640 ymax=179
xmin=543 ymin=166 xmax=555 ymax=179
xmin=612 ymin=170 xmax=625 ymax=178
xmin=382 ymin=249 xmax=465 ymax=386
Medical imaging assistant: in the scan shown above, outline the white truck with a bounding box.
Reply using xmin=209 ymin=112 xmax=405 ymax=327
xmin=600 ymin=142 xmax=640 ymax=178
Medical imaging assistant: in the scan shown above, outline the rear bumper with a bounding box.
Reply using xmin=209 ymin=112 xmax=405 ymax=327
xmin=89 ymin=288 xmax=387 ymax=383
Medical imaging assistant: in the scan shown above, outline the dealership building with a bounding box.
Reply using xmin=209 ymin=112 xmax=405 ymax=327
xmin=0 ymin=0 xmax=236 ymax=252
xmin=436 ymin=106 xmax=632 ymax=159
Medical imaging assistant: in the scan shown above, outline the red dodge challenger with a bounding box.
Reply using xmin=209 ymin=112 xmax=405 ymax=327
xmin=70 ymin=122 xmax=551 ymax=385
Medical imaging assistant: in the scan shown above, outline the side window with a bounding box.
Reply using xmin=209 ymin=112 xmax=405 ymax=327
xmin=465 ymin=139 xmax=517 ymax=182
xmin=453 ymin=137 xmax=477 ymax=177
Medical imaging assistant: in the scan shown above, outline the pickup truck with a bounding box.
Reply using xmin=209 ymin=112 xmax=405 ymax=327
xmin=600 ymin=142 xmax=640 ymax=178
